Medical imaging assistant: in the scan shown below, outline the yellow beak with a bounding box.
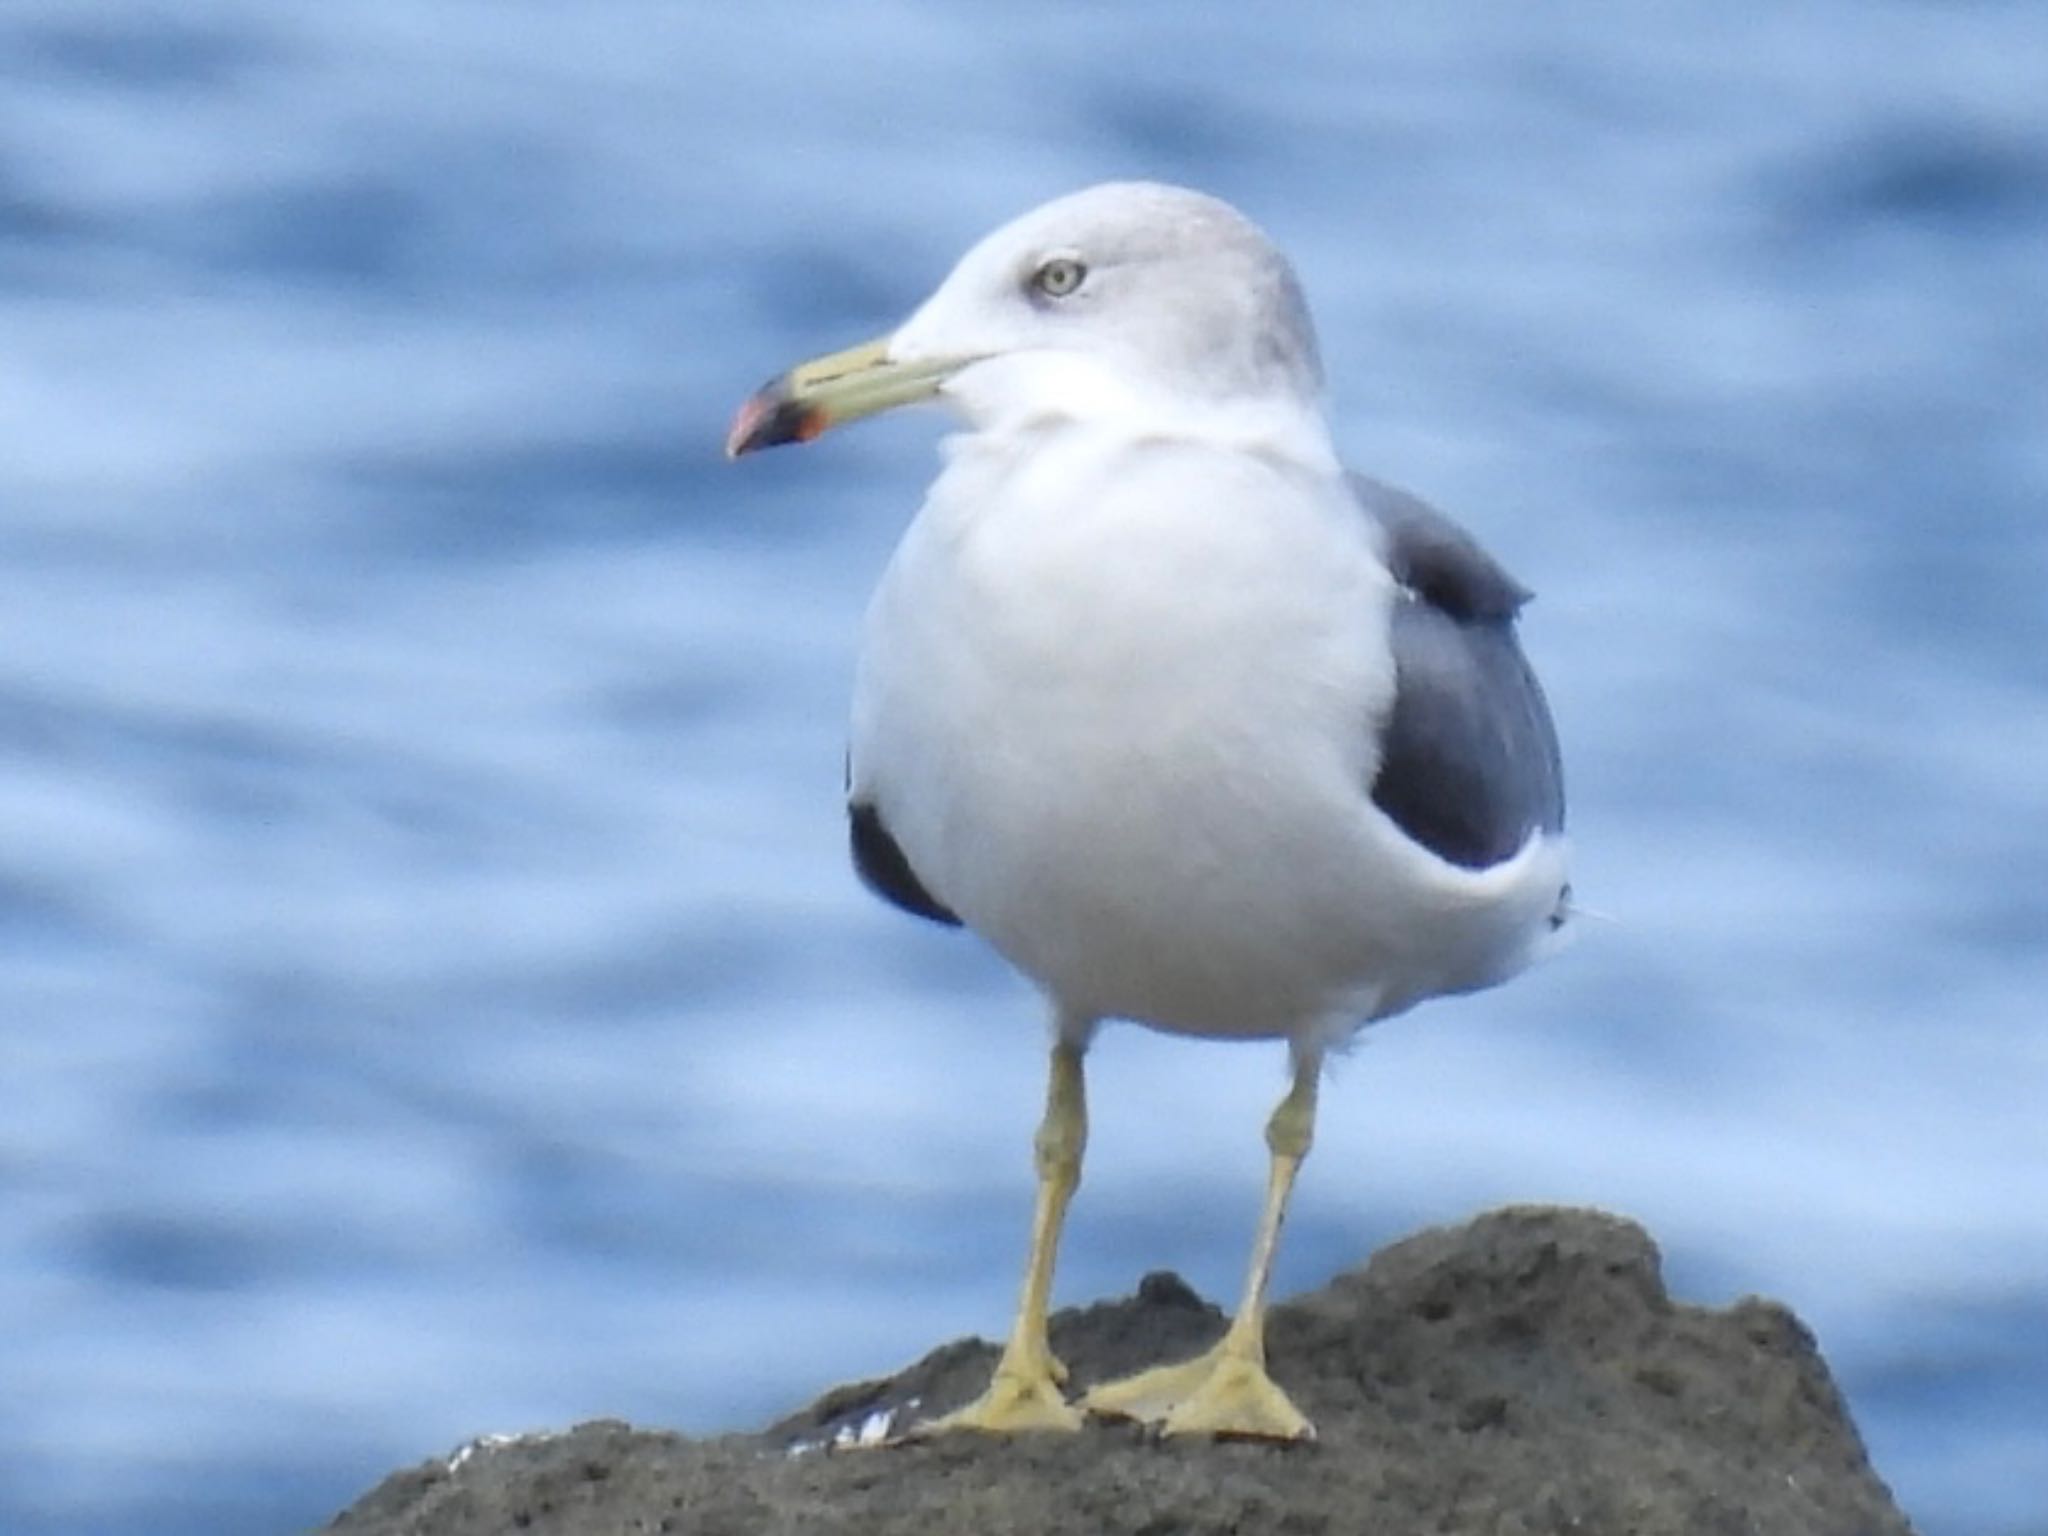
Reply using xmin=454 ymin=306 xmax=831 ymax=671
xmin=724 ymin=337 xmax=965 ymax=458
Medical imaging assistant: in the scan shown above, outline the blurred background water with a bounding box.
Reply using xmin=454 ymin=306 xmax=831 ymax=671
xmin=1 ymin=2 xmax=2044 ymax=1532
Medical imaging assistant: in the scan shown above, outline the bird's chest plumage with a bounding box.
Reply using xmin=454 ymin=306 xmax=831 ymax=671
xmin=851 ymin=428 xmax=1401 ymax=1034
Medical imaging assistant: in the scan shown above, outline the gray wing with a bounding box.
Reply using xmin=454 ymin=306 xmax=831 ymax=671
xmin=1352 ymin=474 xmax=1564 ymax=869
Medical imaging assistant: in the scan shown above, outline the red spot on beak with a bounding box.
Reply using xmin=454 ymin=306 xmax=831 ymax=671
xmin=725 ymin=386 xmax=826 ymax=459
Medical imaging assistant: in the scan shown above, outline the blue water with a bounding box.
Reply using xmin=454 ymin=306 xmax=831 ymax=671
xmin=2 ymin=4 xmax=2044 ymax=1532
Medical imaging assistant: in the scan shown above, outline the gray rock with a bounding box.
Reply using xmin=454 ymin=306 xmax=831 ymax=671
xmin=323 ymin=1206 xmax=1913 ymax=1536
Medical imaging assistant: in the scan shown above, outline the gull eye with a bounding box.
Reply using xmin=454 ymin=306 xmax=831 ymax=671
xmin=1030 ymin=256 xmax=1088 ymax=299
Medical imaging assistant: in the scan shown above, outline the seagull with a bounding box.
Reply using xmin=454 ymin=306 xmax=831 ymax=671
xmin=726 ymin=182 xmax=1570 ymax=1441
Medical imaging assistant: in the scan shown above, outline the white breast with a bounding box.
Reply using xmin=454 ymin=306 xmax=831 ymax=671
xmin=850 ymin=423 xmax=1558 ymax=1041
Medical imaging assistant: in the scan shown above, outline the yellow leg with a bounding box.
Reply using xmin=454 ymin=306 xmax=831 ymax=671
xmin=1083 ymin=1052 xmax=1319 ymax=1441
xmin=910 ymin=1033 xmax=1088 ymax=1435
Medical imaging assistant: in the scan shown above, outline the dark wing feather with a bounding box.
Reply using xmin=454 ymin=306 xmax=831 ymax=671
xmin=848 ymin=801 xmax=962 ymax=926
xmin=1352 ymin=474 xmax=1564 ymax=869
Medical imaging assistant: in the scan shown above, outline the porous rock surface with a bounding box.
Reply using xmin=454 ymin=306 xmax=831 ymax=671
xmin=324 ymin=1205 xmax=1912 ymax=1536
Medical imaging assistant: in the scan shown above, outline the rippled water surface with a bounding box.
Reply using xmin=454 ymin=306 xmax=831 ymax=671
xmin=2 ymin=5 xmax=2045 ymax=1533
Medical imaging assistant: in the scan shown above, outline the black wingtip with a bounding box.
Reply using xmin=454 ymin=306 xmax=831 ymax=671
xmin=849 ymin=803 xmax=962 ymax=927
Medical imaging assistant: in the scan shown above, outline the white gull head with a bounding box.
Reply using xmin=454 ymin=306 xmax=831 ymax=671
xmin=888 ymin=181 xmax=1326 ymax=433
xmin=725 ymin=182 xmax=1332 ymax=462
